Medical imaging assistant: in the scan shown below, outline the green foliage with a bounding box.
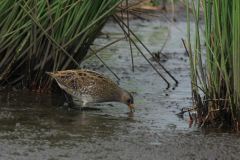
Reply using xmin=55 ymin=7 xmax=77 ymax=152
xmin=0 ymin=0 xmax=123 ymax=90
xmin=186 ymin=0 xmax=240 ymax=128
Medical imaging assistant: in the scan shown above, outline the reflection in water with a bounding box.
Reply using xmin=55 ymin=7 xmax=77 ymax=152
xmin=0 ymin=90 xmax=126 ymax=140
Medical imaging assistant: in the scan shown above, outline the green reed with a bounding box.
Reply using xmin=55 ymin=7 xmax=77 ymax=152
xmin=0 ymin=0 xmax=123 ymax=91
xmin=186 ymin=0 xmax=240 ymax=128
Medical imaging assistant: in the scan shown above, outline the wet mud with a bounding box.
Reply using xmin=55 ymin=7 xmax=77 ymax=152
xmin=0 ymin=18 xmax=239 ymax=159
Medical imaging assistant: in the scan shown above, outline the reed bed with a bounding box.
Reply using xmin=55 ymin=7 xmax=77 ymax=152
xmin=184 ymin=0 xmax=240 ymax=129
xmin=0 ymin=0 xmax=123 ymax=91
xmin=0 ymin=0 xmax=178 ymax=92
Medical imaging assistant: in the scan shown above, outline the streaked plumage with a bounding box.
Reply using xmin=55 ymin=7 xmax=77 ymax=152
xmin=46 ymin=70 xmax=134 ymax=111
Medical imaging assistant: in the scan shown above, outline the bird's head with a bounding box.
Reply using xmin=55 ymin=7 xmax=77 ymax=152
xmin=121 ymin=90 xmax=134 ymax=112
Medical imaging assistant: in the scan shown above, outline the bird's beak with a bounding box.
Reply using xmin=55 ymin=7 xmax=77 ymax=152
xmin=129 ymin=104 xmax=135 ymax=112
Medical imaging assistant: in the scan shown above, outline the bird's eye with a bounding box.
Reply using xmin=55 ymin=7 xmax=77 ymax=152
xmin=127 ymin=99 xmax=131 ymax=104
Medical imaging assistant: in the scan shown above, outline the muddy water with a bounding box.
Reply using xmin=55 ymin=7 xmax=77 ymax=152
xmin=0 ymin=20 xmax=239 ymax=160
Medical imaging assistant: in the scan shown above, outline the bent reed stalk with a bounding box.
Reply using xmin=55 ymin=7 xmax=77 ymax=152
xmin=0 ymin=0 xmax=123 ymax=91
xmin=185 ymin=0 xmax=240 ymax=129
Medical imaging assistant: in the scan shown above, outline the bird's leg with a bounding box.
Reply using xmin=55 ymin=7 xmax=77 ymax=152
xmin=81 ymin=101 xmax=87 ymax=110
xmin=62 ymin=89 xmax=73 ymax=106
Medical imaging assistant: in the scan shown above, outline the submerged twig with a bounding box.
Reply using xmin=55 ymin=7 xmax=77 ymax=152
xmin=151 ymin=0 xmax=184 ymax=32
xmin=82 ymin=36 xmax=127 ymax=62
xmin=114 ymin=14 xmax=170 ymax=86
xmin=126 ymin=0 xmax=134 ymax=72
xmin=114 ymin=14 xmax=178 ymax=84
xmin=89 ymin=48 xmax=120 ymax=80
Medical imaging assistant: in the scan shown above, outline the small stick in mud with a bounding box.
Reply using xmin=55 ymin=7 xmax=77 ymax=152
xmin=176 ymin=107 xmax=197 ymax=115
xmin=200 ymin=111 xmax=212 ymax=128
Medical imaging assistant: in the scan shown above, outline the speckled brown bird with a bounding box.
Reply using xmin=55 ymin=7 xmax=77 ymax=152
xmin=46 ymin=70 xmax=134 ymax=111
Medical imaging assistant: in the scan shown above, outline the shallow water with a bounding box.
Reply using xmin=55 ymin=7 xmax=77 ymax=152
xmin=0 ymin=20 xmax=239 ymax=160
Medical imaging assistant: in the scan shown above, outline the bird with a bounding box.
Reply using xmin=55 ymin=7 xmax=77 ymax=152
xmin=46 ymin=69 xmax=134 ymax=112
